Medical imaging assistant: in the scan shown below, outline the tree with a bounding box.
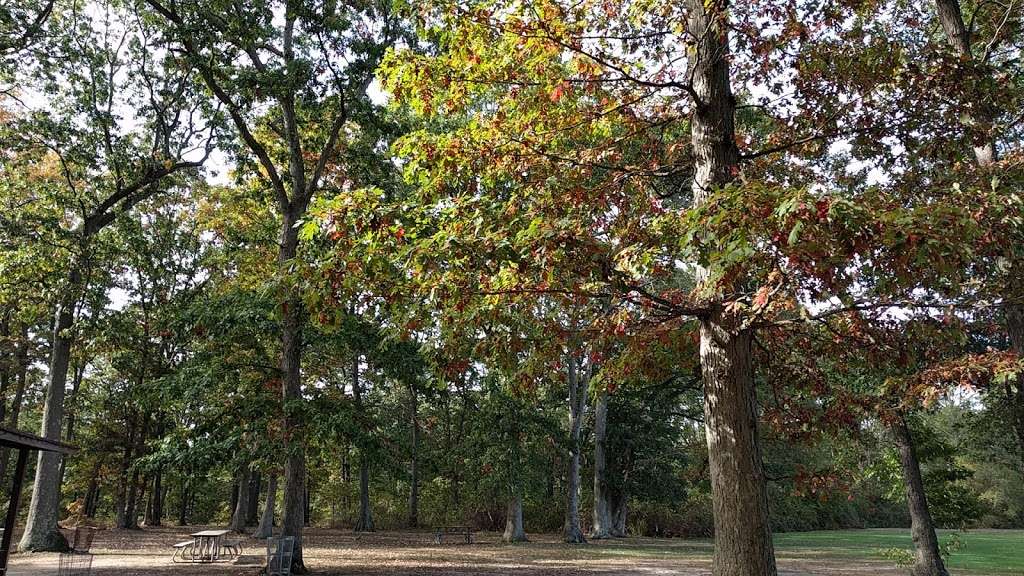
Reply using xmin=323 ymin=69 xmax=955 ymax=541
xmin=4 ymin=0 xmax=212 ymax=550
xmin=145 ymin=1 xmax=404 ymax=568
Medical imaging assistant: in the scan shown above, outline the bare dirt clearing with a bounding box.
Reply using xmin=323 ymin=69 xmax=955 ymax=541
xmin=7 ymin=526 xmax=902 ymax=575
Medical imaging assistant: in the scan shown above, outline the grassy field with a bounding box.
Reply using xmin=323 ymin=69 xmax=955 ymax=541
xmin=773 ymin=529 xmax=1023 ymax=575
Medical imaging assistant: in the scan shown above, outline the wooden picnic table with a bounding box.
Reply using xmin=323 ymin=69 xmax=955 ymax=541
xmin=191 ymin=530 xmax=231 ymax=562
xmin=433 ymin=525 xmax=473 ymax=545
xmin=172 ymin=529 xmax=232 ymax=563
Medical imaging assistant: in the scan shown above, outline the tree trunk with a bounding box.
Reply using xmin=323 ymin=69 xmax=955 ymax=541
xmin=564 ymin=356 xmax=586 ymax=544
xmin=279 ymin=208 xmax=308 ymax=573
xmin=178 ymin=479 xmax=189 ymax=526
xmin=354 ymin=453 xmax=374 ymax=532
xmin=591 ymin=389 xmax=611 ymax=539
xmin=230 ymin=482 xmax=240 ymax=519
xmin=124 ymin=470 xmax=143 ymax=529
xmin=84 ymin=473 xmax=100 ymax=520
xmin=408 ymin=385 xmax=420 ymax=528
xmin=254 ymin=474 xmax=278 ymax=538
xmin=891 ymin=414 xmax=950 ymax=576
xmin=503 ymin=491 xmax=528 ymax=543
xmin=57 ymin=362 xmax=86 ymax=486
xmin=147 ymin=469 xmax=163 ymax=526
xmin=684 ymin=2 xmax=776 ymax=574
xmin=934 ymin=0 xmax=998 ymax=166
xmin=304 ymin=477 xmax=311 ymax=526
xmin=610 ymin=489 xmax=628 ymax=538
xmin=247 ymin=471 xmax=261 ymax=526
xmin=700 ymin=319 xmax=776 ymax=575
xmin=231 ymin=467 xmax=251 ymax=532
xmin=19 ymin=293 xmax=77 ymax=551
xmin=351 ymin=356 xmax=374 ymax=532
xmin=86 ymin=486 xmax=100 ymax=519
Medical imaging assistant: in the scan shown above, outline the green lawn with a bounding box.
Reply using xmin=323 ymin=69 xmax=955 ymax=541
xmin=773 ymin=529 xmax=1023 ymax=575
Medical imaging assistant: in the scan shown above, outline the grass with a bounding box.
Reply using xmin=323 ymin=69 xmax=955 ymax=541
xmin=579 ymin=528 xmax=1022 ymax=575
xmin=773 ymin=528 xmax=1024 ymax=575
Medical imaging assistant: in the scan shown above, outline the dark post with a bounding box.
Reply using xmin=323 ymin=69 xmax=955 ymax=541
xmin=0 ymin=449 xmax=30 ymax=575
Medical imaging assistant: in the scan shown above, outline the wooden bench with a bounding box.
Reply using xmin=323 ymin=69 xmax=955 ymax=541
xmin=171 ymin=540 xmax=195 ymax=563
xmin=432 ymin=525 xmax=473 ymax=545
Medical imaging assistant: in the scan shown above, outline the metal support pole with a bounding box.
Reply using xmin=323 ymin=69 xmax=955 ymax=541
xmin=0 ymin=448 xmax=30 ymax=576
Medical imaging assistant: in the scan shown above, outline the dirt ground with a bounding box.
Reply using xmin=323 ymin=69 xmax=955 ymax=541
xmin=6 ymin=526 xmax=902 ymax=575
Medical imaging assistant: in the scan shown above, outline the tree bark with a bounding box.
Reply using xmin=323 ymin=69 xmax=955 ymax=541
xmin=124 ymin=469 xmax=143 ymax=529
xmin=146 ymin=469 xmax=163 ymax=526
xmin=254 ymin=474 xmax=278 ymax=538
xmin=610 ymin=489 xmax=628 ymax=538
xmin=351 ymin=356 xmax=374 ymax=532
xmin=57 ymin=362 xmax=86 ymax=491
xmin=890 ymin=414 xmax=950 ymax=576
xmin=19 ymin=292 xmax=77 ymax=551
xmin=354 ymin=453 xmax=374 ymax=532
xmin=685 ymin=2 xmax=777 ymax=574
xmin=934 ymin=0 xmax=998 ymax=165
xmin=247 ymin=471 xmax=261 ymax=526
xmin=279 ymin=207 xmax=308 ymax=572
xmin=231 ymin=467 xmax=251 ymax=532
xmin=503 ymin=491 xmax=528 ymax=543
xmin=564 ymin=355 xmax=586 ymax=544
xmin=591 ymin=389 xmax=612 ymax=539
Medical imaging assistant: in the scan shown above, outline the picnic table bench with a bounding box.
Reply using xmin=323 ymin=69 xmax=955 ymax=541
xmin=432 ymin=525 xmax=473 ymax=545
xmin=171 ymin=529 xmax=243 ymax=563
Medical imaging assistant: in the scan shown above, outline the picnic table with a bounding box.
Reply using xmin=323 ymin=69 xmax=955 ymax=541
xmin=432 ymin=525 xmax=473 ymax=545
xmin=172 ymin=529 xmax=240 ymax=563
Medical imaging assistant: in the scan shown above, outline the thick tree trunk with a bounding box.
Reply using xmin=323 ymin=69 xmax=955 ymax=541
xmin=700 ymin=321 xmax=775 ymax=575
xmin=254 ymin=474 xmax=278 ymax=538
xmin=564 ymin=356 xmax=586 ymax=544
xmin=279 ymin=209 xmax=308 ymax=573
xmin=684 ymin=2 xmax=777 ymax=574
xmin=610 ymin=489 xmax=628 ymax=538
xmin=591 ymin=389 xmax=612 ymax=539
xmin=891 ymin=415 xmax=950 ymax=576
xmin=20 ymin=294 xmax=77 ymax=551
xmin=231 ymin=467 xmax=251 ymax=532
xmin=503 ymin=400 xmax=528 ymax=543
xmin=247 ymin=471 xmax=261 ymax=526
xmin=124 ymin=470 xmax=143 ymax=529
xmin=503 ymin=491 xmax=528 ymax=543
